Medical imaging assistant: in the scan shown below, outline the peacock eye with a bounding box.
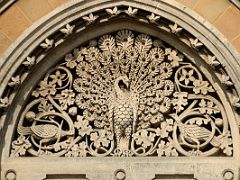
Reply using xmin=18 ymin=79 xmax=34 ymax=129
xmin=123 ymin=37 xmax=128 ymax=42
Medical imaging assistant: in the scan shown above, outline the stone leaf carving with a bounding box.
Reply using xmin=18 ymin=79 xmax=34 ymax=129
xmin=11 ymin=30 xmax=232 ymax=157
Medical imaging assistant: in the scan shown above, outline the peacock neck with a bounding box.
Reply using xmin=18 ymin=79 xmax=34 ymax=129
xmin=114 ymin=79 xmax=128 ymax=100
xmin=114 ymin=82 xmax=123 ymax=98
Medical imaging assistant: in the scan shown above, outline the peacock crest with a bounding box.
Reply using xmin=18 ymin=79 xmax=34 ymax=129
xmin=11 ymin=30 xmax=233 ymax=157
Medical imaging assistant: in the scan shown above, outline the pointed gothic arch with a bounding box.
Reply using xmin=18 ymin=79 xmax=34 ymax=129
xmin=0 ymin=0 xmax=240 ymax=179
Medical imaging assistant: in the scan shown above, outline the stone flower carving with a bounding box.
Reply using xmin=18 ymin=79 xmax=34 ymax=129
xmin=74 ymin=115 xmax=92 ymax=137
xmin=190 ymin=38 xmax=203 ymax=49
xmin=40 ymin=38 xmax=54 ymax=49
xmin=157 ymin=140 xmax=178 ymax=157
xmin=8 ymin=75 xmax=21 ymax=87
xmin=199 ymin=99 xmax=220 ymax=115
xmin=32 ymin=80 xmax=56 ymax=97
xmin=90 ymin=129 xmax=113 ymax=148
xmin=124 ymin=6 xmax=138 ymax=17
xmin=156 ymin=119 xmax=174 ymax=138
xmin=172 ymin=92 xmax=188 ymax=112
xmin=60 ymin=24 xmax=75 ymax=36
xmin=165 ymin=48 xmax=183 ymax=67
xmin=82 ymin=13 xmax=99 ymax=25
xmin=193 ymin=80 xmax=214 ymax=95
xmin=147 ymin=13 xmax=160 ymax=23
xmin=207 ymin=55 xmax=220 ymax=67
xmin=64 ymin=54 xmax=77 ymax=69
xmin=11 ymin=136 xmax=32 ymax=157
xmin=219 ymin=131 xmax=233 ymax=156
xmin=179 ymin=69 xmax=195 ymax=85
xmin=65 ymin=142 xmax=88 ymax=157
xmin=50 ymin=70 xmax=66 ymax=86
xmin=22 ymin=56 xmax=36 ymax=67
xmin=0 ymin=97 xmax=9 ymax=109
xmin=232 ymin=96 xmax=240 ymax=108
xmin=221 ymin=74 xmax=233 ymax=86
xmin=55 ymin=89 xmax=75 ymax=110
xmin=169 ymin=23 xmax=182 ymax=34
xmin=132 ymin=130 xmax=156 ymax=148
xmin=106 ymin=7 xmax=120 ymax=17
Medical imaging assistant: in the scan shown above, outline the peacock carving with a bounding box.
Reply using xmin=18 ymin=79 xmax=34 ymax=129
xmin=73 ymin=30 xmax=175 ymax=156
xmin=109 ymin=75 xmax=138 ymax=155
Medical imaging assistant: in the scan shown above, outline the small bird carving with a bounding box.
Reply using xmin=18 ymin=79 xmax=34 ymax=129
xmin=17 ymin=111 xmax=73 ymax=154
xmin=170 ymin=114 xmax=221 ymax=153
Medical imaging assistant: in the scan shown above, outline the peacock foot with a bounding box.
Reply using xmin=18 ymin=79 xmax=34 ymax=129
xmin=189 ymin=149 xmax=202 ymax=156
xmin=112 ymin=148 xmax=133 ymax=157
xmin=113 ymin=148 xmax=123 ymax=157
xmin=122 ymin=149 xmax=133 ymax=157
xmin=37 ymin=149 xmax=45 ymax=156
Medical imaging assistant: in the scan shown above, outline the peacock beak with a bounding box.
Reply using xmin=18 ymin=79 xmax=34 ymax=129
xmin=125 ymin=80 xmax=130 ymax=88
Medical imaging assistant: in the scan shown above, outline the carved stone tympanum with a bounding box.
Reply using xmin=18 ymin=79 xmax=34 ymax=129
xmin=11 ymin=30 xmax=232 ymax=157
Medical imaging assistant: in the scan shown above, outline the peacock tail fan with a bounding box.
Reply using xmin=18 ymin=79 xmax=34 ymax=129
xmin=73 ymin=30 xmax=175 ymax=130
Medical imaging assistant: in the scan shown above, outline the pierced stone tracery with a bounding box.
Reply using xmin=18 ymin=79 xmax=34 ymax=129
xmin=10 ymin=30 xmax=233 ymax=157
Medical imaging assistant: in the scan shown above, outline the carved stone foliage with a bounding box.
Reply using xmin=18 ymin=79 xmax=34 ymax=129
xmin=10 ymin=30 xmax=233 ymax=157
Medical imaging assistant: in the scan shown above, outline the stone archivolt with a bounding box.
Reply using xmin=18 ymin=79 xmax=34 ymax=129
xmin=10 ymin=30 xmax=233 ymax=157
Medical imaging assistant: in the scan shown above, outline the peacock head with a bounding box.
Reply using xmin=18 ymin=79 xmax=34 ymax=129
xmin=115 ymin=75 xmax=130 ymax=90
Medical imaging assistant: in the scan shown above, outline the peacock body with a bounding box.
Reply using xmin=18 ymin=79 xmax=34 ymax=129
xmin=113 ymin=103 xmax=133 ymax=129
xmin=112 ymin=97 xmax=134 ymax=151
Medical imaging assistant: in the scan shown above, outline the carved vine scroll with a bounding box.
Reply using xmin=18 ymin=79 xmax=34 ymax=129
xmin=10 ymin=30 xmax=233 ymax=157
